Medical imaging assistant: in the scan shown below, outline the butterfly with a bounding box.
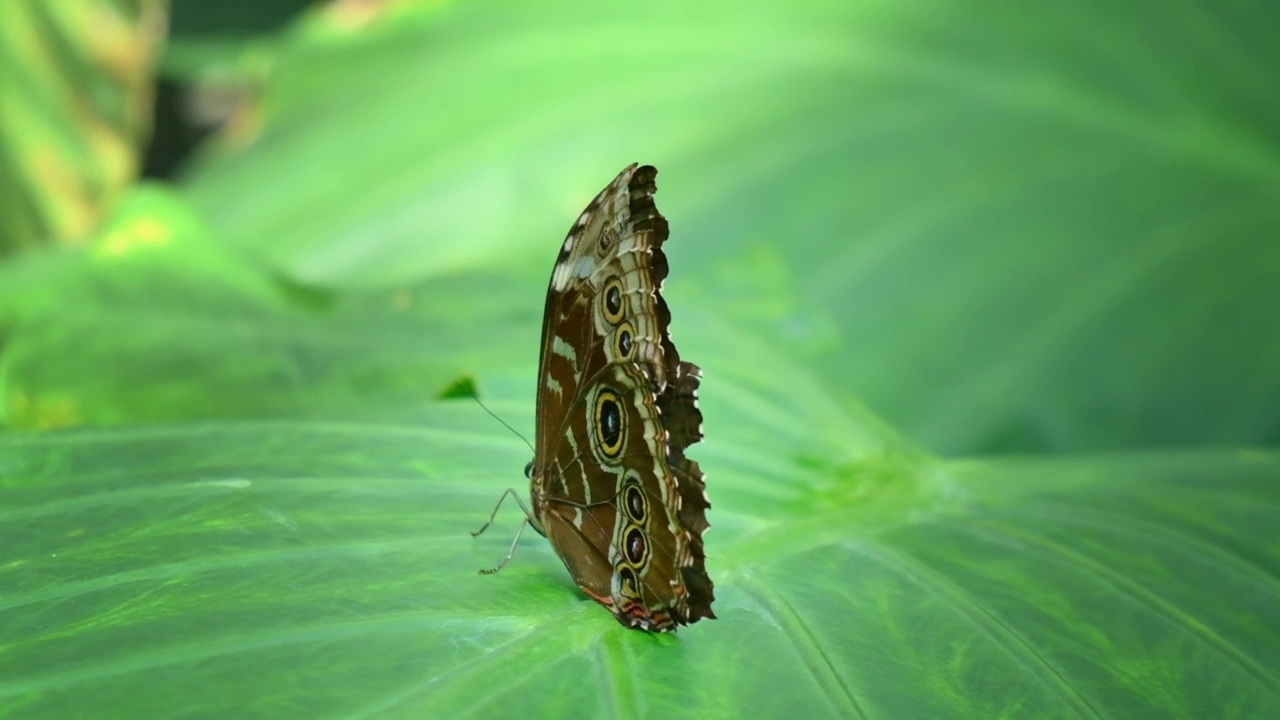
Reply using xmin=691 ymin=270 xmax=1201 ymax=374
xmin=474 ymin=164 xmax=714 ymax=631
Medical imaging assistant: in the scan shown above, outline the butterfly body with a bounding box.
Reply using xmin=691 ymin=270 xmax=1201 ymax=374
xmin=526 ymin=164 xmax=714 ymax=631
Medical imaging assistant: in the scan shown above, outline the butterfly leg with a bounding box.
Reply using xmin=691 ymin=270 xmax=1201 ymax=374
xmin=478 ymin=517 xmax=529 ymax=575
xmin=470 ymin=487 xmax=535 ymax=537
xmin=472 ymin=488 xmax=542 ymax=574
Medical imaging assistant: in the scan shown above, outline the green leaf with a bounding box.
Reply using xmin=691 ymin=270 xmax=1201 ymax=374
xmin=2 ymin=418 xmax=1277 ymax=717
xmin=176 ymin=0 xmax=1280 ymax=455
xmin=0 ymin=184 xmax=534 ymax=428
xmin=0 ymin=0 xmax=166 ymax=254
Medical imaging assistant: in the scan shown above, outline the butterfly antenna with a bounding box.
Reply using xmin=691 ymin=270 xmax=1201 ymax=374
xmin=472 ymin=396 xmax=536 ymax=455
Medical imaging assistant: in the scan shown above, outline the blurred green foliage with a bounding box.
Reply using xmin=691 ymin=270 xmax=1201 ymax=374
xmin=0 ymin=0 xmax=165 ymax=253
xmin=1 ymin=1 xmax=1278 ymax=718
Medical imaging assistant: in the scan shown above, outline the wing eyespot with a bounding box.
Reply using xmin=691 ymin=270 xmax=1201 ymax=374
xmin=616 ymin=565 xmax=640 ymax=600
xmin=599 ymin=225 xmax=619 ymax=253
xmin=624 ymin=525 xmax=648 ymax=567
xmin=602 ymin=279 xmax=625 ymax=324
xmin=614 ymin=321 xmax=634 ymax=360
xmin=624 ymin=482 xmax=646 ymax=524
xmin=593 ymin=389 xmax=625 ymax=458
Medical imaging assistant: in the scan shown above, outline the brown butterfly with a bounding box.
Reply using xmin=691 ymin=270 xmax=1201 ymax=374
xmin=474 ymin=164 xmax=714 ymax=631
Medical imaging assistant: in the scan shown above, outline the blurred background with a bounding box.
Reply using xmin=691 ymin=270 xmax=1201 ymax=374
xmin=1 ymin=0 xmax=1278 ymax=457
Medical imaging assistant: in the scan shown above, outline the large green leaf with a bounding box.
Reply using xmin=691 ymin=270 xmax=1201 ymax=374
xmin=2 ymin=417 xmax=1277 ymax=717
xmin=0 ymin=185 xmax=536 ymax=428
xmin=175 ymin=0 xmax=1280 ymax=455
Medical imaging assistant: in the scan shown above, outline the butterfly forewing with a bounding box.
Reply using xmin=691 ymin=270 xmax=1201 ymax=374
xmin=527 ymin=164 xmax=714 ymax=631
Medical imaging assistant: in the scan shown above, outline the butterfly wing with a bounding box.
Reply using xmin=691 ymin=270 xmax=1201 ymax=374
xmin=530 ymin=164 xmax=714 ymax=630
